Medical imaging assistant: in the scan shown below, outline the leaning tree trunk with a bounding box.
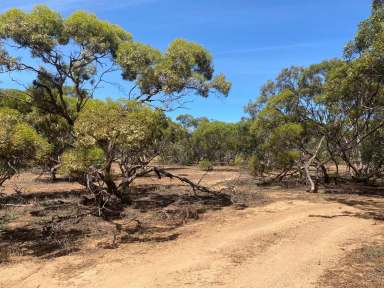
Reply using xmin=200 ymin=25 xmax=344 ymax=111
xmin=304 ymin=136 xmax=325 ymax=193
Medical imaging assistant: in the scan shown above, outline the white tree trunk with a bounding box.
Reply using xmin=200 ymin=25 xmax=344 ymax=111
xmin=304 ymin=136 xmax=325 ymax=193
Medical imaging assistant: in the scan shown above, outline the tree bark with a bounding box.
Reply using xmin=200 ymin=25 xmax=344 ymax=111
xmin=319 ymin=164 xmax=330 ymax=184
xmin=304 ymin=136 xmax=325 ymax=193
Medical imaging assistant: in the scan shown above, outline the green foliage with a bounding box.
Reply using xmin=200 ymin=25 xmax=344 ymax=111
xmin=192 ymin=120 xmax=237 ymax=163
xmin=73 ymin=100 xmax=166 ymax=151
xmin=0 ymin=5 xmax=230 ymax=128
xmin=116 ymin=38 xmax=231 ymax=102
xmin=0 ymin=5 xmax=130 ymax=56
xmin=248 ymin=155 xmax=264 ymax=176
xmin=234 ymin=154 xmax=246 ymax=167
xmin=60 ymin=99 xmax=169 ymax=199
xmin=244 ymin=2 xmax=384 ymax=181
xmin=0 ymin=89 xmax=75 ymax=175
xmin=198 ymin=159 xmax=213 ymax=171
xmin=158 ymin=120 xmax=194 ymax=165
xmin=0 ymin=108 xmax=51 ymax=184
xmin=2 ymin=2 xmax=384 ymax=200
xmin=60 ymin=146 xmax=105 ymax=176
xmin=164 ymin=116 xmax=256 ymax=166
xmin=0 ymin=108 xmax=51 ymax=160
xmin=0 ymin=5 xmax=64 ymax=53
xmin=0 ymin=89 xmax=32 ymax=114
xmin=65 ymin=10 xmax=131 ymax=56
xmin=26 ymin=109 xmax=72 ymax=157
xmin=117 ymin=41 xmax=161 ymax=83
xmin=176 ymin=114 xmax=199 ymax=130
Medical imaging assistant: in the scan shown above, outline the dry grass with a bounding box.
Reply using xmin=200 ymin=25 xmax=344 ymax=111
xmin=318 ymin=234 xmax=384 ymax=288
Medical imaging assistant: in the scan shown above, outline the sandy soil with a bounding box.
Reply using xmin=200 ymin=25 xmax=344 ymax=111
xmin=1 ymin=196 xmax=382 ymax=288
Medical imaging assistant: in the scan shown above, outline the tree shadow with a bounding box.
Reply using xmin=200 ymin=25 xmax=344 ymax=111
xmin=308 ymin=214 xmax=352 ymax=219
xmin=0 ymin=225 xmax=84 ymax=259
xmin=323 ymin=183 xmax=384 ymax=197
xmin=129 ymin=184 xmax=232 ymax=213
xmin=35 ymin=176 xmax=79 ymax=184
xmin=120 ymin=233 xmax=179 ymax=243
xmin=0 ymin=184 xmax=232 ymax=260
xmin=324 ymin=194 xmax=384 ymax=221
xmin=0 ymin=189 xmax=83 ymax=205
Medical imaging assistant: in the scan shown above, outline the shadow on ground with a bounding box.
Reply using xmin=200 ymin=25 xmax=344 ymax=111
xmin=0 ymin=183 xmax=233 ymax=261
xmin=321 ymin=183 xmax=384 ymax=221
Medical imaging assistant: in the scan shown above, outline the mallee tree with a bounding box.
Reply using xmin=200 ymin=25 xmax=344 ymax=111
xmin=0 ymin=5 xmax=231 ymax=210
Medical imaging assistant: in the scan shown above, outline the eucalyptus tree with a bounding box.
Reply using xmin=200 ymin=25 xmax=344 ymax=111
xmin=247 ymin=0 xmax=384 ymax=188
xmin=324 ymin=0 xmax=384 ymax=180
xmin=59 ymin=100 xmax=168 ymax=205
xmin=0 ymin=5 xmax=230 ymax=140
xmin=0 ymin=6 xmax=132 ymax=126
xmin=192 ymin=120 xmax=238 ymax=164
xmin=246 ymin=64 xmax=334 ymax=189
xmin=0 ymin=6 xmax=231 ymax=193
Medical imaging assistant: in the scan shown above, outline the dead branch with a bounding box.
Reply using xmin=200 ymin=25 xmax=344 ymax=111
xmin=146 ymin=166 xmax=220 ymax=196
xmin=0 ymin=203 xmax=33 ymax=207
xmin=154 ymin=167 xmax=215 ymax=194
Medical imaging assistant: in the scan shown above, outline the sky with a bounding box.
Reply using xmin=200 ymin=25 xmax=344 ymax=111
xmin=0 ymin=0 xmax=372 ymax=122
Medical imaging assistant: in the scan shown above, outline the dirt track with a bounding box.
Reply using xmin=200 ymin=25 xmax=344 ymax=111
xmin=1 ymin=198 xmax=381 ymax=288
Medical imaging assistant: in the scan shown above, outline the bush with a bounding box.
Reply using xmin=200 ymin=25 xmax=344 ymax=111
xmin=248 ymin=155 xmax=264 ymax=176
xmin=234 ymin=154 xmax=246 ymax=167
xmin=0 ymin=108 xmax=51 ymax=186
xmin=198 ymin=159 xmax=213 ymax=171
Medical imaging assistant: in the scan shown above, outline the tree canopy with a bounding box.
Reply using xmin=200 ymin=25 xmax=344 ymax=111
xmin=0 ymin=5 xmax=230 ymax=126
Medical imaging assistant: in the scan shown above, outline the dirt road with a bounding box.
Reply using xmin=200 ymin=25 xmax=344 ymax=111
xmin=1 ymin=199 xmax=381 ymax=288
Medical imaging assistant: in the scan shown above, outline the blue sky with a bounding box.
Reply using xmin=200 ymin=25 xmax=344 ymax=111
xmin=0 ymin=0 xmax=372 ymax=122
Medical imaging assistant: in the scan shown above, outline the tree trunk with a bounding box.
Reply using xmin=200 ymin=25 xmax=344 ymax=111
xmin=49 ymin=163 xmax=61 ymax=182
xmin=304 ymin=136 xmax=325 ymax=193
xmin=304 ymin=163 xmax=317 ymax=193
xmin=319 ymin=164 xmax=330 ymax=184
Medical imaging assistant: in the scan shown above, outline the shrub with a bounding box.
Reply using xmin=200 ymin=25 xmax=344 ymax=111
xmin=0 ymin=108 xmax=51 ymax=186
xmin=198 ymin=159 xmax=213 ymax=171
xmin=248 ymin=155 xmax=264 ymax=176
xmin=234 ymin=154 xmax=246 ymax=167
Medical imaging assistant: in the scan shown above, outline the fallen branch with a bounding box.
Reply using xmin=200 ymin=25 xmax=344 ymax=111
xmin=0 ymin=203 xmax=33 ymax=207
xmin=152 ymin=167 xmax=217 ymax=195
